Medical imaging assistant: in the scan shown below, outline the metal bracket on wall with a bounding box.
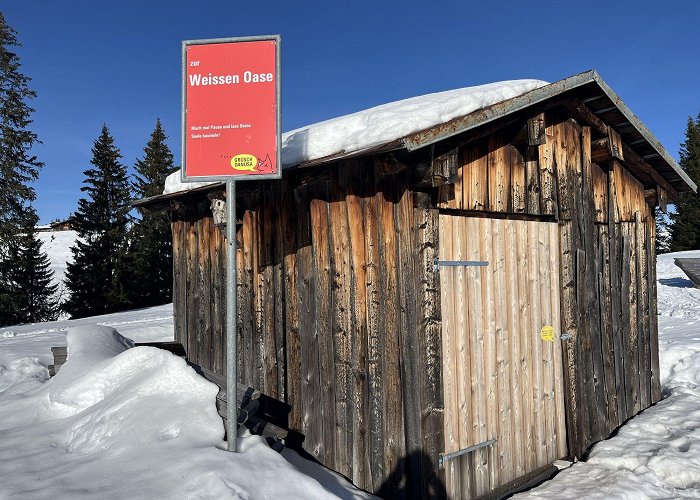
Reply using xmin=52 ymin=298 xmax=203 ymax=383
xmin=439 ymin=438 xmax=497 ymax=469
xmin=433 ymin=258 xmax=489 ymax=272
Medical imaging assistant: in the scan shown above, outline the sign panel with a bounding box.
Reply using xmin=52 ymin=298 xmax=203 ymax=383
xmin=182 ymin=36 xmax=281 ymax=181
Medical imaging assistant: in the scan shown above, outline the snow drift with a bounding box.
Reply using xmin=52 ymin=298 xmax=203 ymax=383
xmin=0 ymin=325 xmax=370 ymax=499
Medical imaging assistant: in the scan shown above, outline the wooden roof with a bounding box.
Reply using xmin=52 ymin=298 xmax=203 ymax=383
xmin=135 ymin=70 xmax=695 ymax=210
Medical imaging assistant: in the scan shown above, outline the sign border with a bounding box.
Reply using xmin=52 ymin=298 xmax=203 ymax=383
xmin=181 ymin=35 xmax=282 ymax=183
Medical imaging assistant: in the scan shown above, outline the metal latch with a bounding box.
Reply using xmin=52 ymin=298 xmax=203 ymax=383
xmin=433 ymin=258 xmax=489 ymax=272
xmin=438 ymin=438 xmax=497 ymax=469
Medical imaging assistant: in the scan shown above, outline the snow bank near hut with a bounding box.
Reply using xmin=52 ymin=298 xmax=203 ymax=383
xmin=164 ymin=79 xmax=548 ymax=194
xmin=0 ymin=325 xmax=371 ymax=499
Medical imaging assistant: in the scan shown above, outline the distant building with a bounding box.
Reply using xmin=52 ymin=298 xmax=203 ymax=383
xmin=37 ymin=217 xmax=75 ymax=232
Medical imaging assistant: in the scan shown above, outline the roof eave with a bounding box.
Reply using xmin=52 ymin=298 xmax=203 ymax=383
xmin=400 ymin=69 xmax=696 ymax=194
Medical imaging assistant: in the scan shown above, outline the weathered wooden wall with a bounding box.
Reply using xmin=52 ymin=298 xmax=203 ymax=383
xmin=171 ymin=164 xmax=445 ymax=497
xmin=170 ymin=102 xmax=662 ymax=499
xmin=438 ymin=108 xmax=660 ymax=461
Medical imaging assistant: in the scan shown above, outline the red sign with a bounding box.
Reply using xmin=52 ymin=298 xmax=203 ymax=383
xmin=183 ymin=37 xmax=280 ymax=180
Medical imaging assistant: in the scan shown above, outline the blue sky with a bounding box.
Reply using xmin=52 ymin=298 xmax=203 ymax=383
xmin=4 ymin=1 xmax=700 ymax=223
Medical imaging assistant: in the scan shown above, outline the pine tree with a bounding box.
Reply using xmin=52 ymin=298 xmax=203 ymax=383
xmin=119 ymin=119 xmax=177 ymax=308
xmin=655 ymin=208 xmax=671 ymax=254
xmin=0 ymin=13 xmax=47 ymax=326
xmin=7 ymin=211 xmax=59 ymax=323
xmin=670 ymin=114 xmax=700 ymax=252
xmin=63 ymin=125 xmax=132 ymax=318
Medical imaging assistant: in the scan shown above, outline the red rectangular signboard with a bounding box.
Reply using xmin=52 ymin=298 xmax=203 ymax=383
xmin=182 ymin=36 xmax=281 ymax=181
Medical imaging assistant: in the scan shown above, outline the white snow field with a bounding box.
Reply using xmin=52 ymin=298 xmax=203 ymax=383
xmin=2 ymin=248 xmax=700 ymax=498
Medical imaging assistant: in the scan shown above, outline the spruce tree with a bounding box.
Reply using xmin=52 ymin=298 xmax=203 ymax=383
xmin=63 ymin=125 xmax=132 ymax=318
xmin=655 ymin=208 xmax=671 ymax=254
xmin=0 ymin=13 xmax=48 ymax=326
xmin=670 ymin=114 xmax=700 ymax=252
xmin=120 ymin=119 xmax=177 ymax=308
xmin=7 ymin=211 xmax=59 ymax=323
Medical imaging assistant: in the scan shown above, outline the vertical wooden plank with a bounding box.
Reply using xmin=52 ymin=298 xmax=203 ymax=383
xmin=364 ymin=190 xmax=385 ymax=492
xmin=259 ymin=190 xmax=277 ymax=397
xmin=480 ymin=216 xmax=498 ymax=491
xmin=525 ymin=146 xmax=541 ymax=215
xmin=608 ymin=163 xmax=626 ymax=425
xmin=488 ymin=134 xmax=509 ymax=213
xmin=528 ymin=221 xmax=546 ymax=467
xmin=636 ymin=211 xmax=651 ymax=411
xmin=492 ymin=219 xmax=513 ymax=483
xmin=558 ymin=220 xmax=580 ymax=456
xmin=463 ymin=141 xmax=489 ymax=212
xmin=393 ymin=176 xmax=423 ymax=498
xmin=414 ymin=204 xmax=445 ymax=496
xmin=210 ymin=217 xmax=224 ymax=377
xmin=504 ymin=219 xmax=524 ymax=479
xmin=346 ymin=180 xmax=371 ymax=490
xmin=538 ymin=222 xmax=556 ymax=463
xmin=511 ymin=146 xmax=526 ymax=214
xmin=377 ymin=183 xmax=405 ymax=495
xmin=619 ymin=225 xmax=635 ymax=419
xmin=294 ymin=185 xmax=324 ymax=463
xmin=281 ymin=181 xmax=302 ymax=432
xmin=597 ymin=224 xmax=618 ymax=429
xmin=252 ymin=207 xmax=266 ymax=390
xmin=647 ymin=216 xmax=662 ymax=402
xmin=197 ymin=211 xmax=212 ymax=372
xmin=592 ymin=163 xmax=609 ymax=223
xmin=581 ymin=126 xmax=608 ymax=443
xmin=439 ymin=214 xmax=459 ymax=499
xmin=271 ymin=184 xmax=286 ymax=401
xmin=171 ymin=214 xmax=187 ymax=353
xmin=627 ymin=220 xmax=641 ymax=415
xmin=515 ymin=220 xmax=534 ymax=473
xmin=538 ymin=121 xmax=557 ymax=216
xmin=310 ymin=185 xmax=337 ymax=469
xmin=186 ymin=205 xmax=199 ymax=367
xmin=328 ymin=181 xmax=353 ymax=480
xmin=461 ymin=218 xmax=477 ymax=497
xmin=452 ymin=216 xmax=471 ymax=499
xmin=240 ymin=209 xmax=255 ymax=386
xmin=548 ymin=223 xmax=568 ymax=459
xmin=466 ymin=216 xmax=488 ymax=495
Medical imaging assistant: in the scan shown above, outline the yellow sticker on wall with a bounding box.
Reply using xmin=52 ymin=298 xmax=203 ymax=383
xmin=540 ymin=325 xmax=555 ymax=342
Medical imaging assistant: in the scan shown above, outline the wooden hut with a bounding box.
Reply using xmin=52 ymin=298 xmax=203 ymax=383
xmin=136 ymin=70 xmax=696 ymax=499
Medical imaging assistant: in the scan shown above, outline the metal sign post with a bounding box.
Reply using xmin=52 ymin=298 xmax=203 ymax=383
xmin=225 ymin=180 xmax=237 ymax=451
xmin=181 ymin=35 xmax=281 ymax=453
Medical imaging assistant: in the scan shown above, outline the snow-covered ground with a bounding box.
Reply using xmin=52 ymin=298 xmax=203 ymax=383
xmin=2 ymin=249 xmax=700 ymax=498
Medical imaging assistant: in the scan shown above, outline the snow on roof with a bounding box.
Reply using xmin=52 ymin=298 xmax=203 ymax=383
xmin=163 ymin=79 xmax=548 ymax=195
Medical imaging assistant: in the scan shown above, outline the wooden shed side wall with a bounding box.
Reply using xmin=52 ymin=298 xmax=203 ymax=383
xmin=171 ymin=164 xmax=445 ymax=497
xmin=437 ymin=109 xmax=660 ymax=459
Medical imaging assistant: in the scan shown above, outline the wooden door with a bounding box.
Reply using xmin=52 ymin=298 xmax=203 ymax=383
xmin=438 ymin=215 xmax=567 ymax=499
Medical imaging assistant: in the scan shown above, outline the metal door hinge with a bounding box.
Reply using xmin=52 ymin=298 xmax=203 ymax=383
xmin=438 ymin=438 xmax=497 ymax=469
xmin=433 ymin=258 xmax=489 ymax=272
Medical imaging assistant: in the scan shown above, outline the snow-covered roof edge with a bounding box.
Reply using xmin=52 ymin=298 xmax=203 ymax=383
xmin=163 ymin=78 xmax=547 ymax=195
xmin=161 ymin=70 xmax=695 ymax=197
